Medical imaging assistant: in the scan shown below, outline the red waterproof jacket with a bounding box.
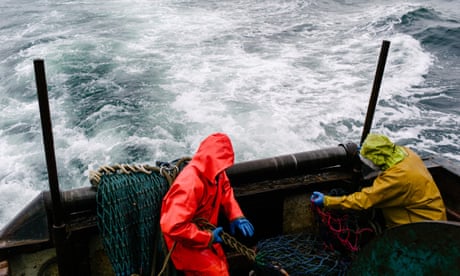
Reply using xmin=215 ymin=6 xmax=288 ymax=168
xmin=160 ymin=133 xmax=244 ymax=273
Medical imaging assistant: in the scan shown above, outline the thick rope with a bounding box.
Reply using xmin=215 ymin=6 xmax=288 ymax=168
xmin=90 ymin=157 xmax=191 ymax=187
xmin=156 ymin=241 xmax=176 ymax=276
xmin=193 ymin=218 xmax=257 ymax=262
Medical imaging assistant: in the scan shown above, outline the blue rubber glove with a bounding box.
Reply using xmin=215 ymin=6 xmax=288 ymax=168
xmin=310 ymin=191 xmax=324 ymax=207
xmin=212 ymin=227 xmax=223 ymax=243
xmin=230 ymin=218 xmax=254 ymax=237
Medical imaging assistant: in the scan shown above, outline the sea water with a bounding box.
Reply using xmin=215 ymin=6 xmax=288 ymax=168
xmin=0 ymin=0 xmax=459 ymax=227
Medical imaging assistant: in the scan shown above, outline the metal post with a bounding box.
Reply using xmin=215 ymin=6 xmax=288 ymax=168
xmin=360 ymin=40 xmax=391 ymax=145
xmin=34 ymin=59 xmax=70 ymax=275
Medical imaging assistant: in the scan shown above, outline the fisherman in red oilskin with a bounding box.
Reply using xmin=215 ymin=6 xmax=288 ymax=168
xmin=160 ymin=133 xmax=254 ymax=276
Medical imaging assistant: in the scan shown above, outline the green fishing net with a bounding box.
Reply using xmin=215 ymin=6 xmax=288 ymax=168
xmin=253 ymin=232 xmax=351 ymax=276
xmin=96 ymin=171 xmax=170 ymax=275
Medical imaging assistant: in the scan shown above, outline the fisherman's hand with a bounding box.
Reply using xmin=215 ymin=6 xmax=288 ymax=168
xmin=230 ymin=218 xmax=254 ymax=237
xmin=310 ymin=191 xmax=324 ymax=207
xmin=212 ymin=227 xmax=224 ymax=243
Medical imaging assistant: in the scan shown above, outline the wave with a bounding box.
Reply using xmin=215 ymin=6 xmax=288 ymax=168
xmin=395 ymin=7 xmax=460 ymax=53
xmin=381 ymin=6 xmax=458 ymax=112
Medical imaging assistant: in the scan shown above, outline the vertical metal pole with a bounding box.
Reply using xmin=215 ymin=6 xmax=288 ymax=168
xmin=34 ymin=59 xmax=70 ymax=275
xmin=360 ymin=40 xmax=391 ymax=145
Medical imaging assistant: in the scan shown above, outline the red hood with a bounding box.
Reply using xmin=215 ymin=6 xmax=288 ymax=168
xmin=189 ymin=133 xmax=235 ymax=182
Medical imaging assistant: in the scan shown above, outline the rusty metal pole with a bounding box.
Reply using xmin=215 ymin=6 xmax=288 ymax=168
xmin=34 ymin=59 xmax=71 ymax=275
xmin=360 ymin=40 xmax=391 ymax=145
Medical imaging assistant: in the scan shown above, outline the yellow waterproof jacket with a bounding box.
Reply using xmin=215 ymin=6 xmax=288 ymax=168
xmin=324 ymin=147 xmax=447 ymax=228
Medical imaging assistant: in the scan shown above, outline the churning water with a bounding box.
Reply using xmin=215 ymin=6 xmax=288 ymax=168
xmin=0 ymin=0 xmax=459 ymax=227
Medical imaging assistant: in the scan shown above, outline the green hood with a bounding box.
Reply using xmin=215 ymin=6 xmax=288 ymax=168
xmin=360 ymin=133 xmax=407 ymax=170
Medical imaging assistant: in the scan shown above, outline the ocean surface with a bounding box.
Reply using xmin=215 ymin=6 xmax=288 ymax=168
xmin=0 ymin=0 xmax=459 ymax=227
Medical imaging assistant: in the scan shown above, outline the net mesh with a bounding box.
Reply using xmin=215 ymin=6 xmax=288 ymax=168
xmin=253 ymin=194 xmax=377 ymax=275
xmin=312 ymin=204 xmax=375 ymax=254
xmin=254 ymin=232 xmax=351 ymax=276
xmin=96 ymin=170 xmax=170 ymax=275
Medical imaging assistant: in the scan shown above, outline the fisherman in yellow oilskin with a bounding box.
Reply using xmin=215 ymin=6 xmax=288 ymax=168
xmin=311 ymin=133 xmax=447 ymax=228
